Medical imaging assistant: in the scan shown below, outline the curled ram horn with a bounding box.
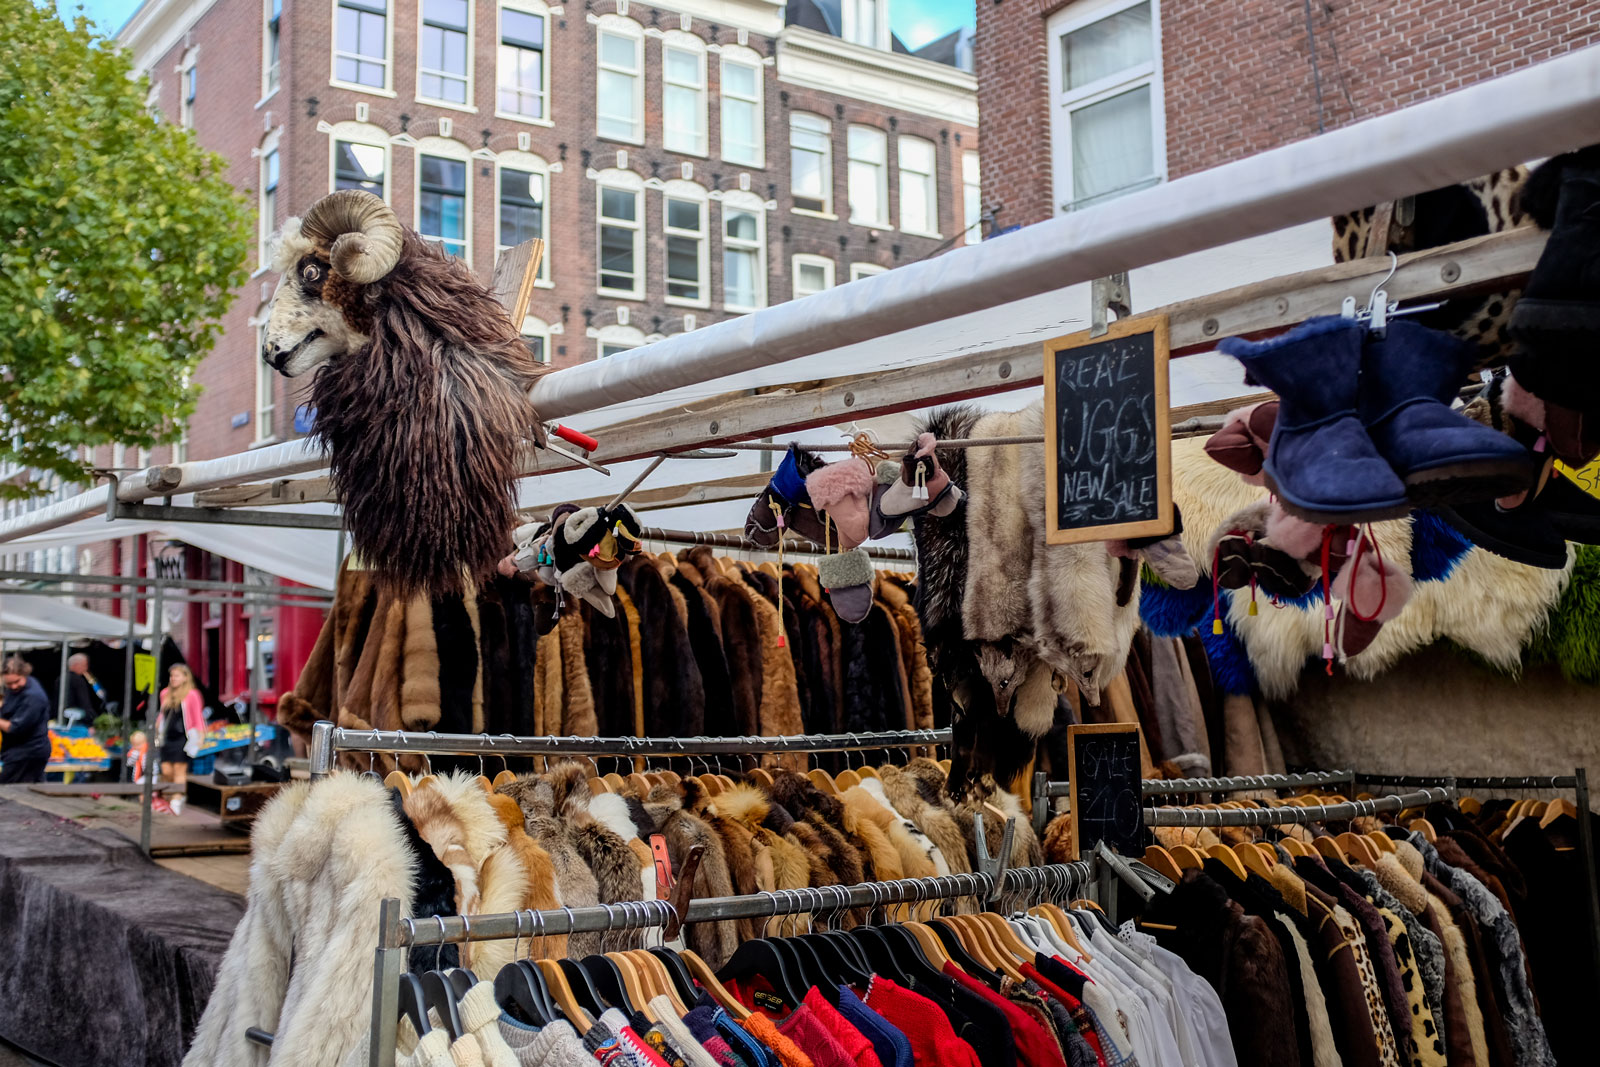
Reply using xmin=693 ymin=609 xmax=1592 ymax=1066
xmin=298 ymin=189 xmax=404 ymax=284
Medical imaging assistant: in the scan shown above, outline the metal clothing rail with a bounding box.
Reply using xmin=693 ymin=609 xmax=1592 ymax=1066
xmin=1030 ymin=769 xmax=1357 ymax=834
xmin=1143 ymin=786 xmax=1457 ymax=827
xmin=640 ymin=526 xmax=918 ymax=562
xmin=308 ymin=720 xmax=952 ymax=779
xmin=361 ymin=862 xmax=1098 ymax=1067
xmin=1354 ymin=772 xmax=1580 ymax=790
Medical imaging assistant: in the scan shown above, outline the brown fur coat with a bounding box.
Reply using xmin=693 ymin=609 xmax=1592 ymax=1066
xmin=642 ymin=783 xmax=740 ymax=967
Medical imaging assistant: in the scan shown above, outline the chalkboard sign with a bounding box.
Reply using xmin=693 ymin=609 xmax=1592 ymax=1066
xmin=1067 ymin=723 xmax=1145 ymax=857
xmin=1042 ymin=314 xmax=1172 ymax=545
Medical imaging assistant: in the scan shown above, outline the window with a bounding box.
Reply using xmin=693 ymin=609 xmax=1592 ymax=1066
xmin=497 ymin=159 xmax=548 ymax=280
xmin=181 ymin=64 xmax=197 ymax=127
xmin=600 ymin=341 xmax=636 ymax=358
xmin=174 ymin=426 xmax=189 ymax=464
xmin=420 ymin=0 xmax=470 ymax=105
xmin=722 ymin=196 xmax=765 ymax=312
xmin=265 ymin=0 xmax=281 ymax=95
xmin=335 ymin=0 xmax=389 ymax=89
xmin=596 ymin=22 xmax=643 ymax=143
xmin=255 ymin=343 xmax=276 ymax=443
xmin=597 ymin=182 xmax=642 ymax=297
xmin=334 ymin=138 xmax=387 ymax=196
xmin=719 ymin=52 xmax=763 ymax=167
xmin=962 ymin=150 xmax=982 ymax=242
xmin=842 ymin=0 xmax=881 ymax=48
xmin=664 ymin=193 xmax=706 ymax=305
xmin=498 ymin=4 xmax=546 ymax=119
xmin=790 ymin=113 xmax=831 ymax=215
xmin=259 ymin=148 xmax=279 ymax=267
xmin=792 ymin=254 xmax=834 ymax=299
xmin=520 ymin=315 xmax=551 ymax=364
xmin=418 ymin=154 xmax=468 ymax=258
xmin=898 ymin=136 xmax=938 ymax=236
xmin=596 ymin=324 xmax=644 ymax=358
xmin=663 ymin=37 xmax=707 ymax=156
xmin=849 ymin=262 xmax=885 ymax=282
xmin=847 ymin=126 xmax=888 ymax=227
xmin=1048 ymin=0 xmax=1163 ymax=212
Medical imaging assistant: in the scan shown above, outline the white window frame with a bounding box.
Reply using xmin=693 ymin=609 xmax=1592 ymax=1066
xmin=328 ymin=121 xmax=392 ymax=198
xmin=662 ymin=31 xmax=708 ymax=157
xmin=720 ymin=190 xmax=766 ymax=313
xmin=848 ymin=262 xmax=885 ymax=282
xmin=495 ymin=150 xmax=552 ymax=284
xmin=596 ymin=323 xmax=645 ymax=359
xmin=495 ymin=0 xmax=552 ymax=125
xmin=718 ymin=47 xmax=764 ymax=168
xmin=520 ymin=314 xmax=552 ymax=364
xmin=789 ymin=112 xmax=833 ymax=218
xmin=663 ymin=180 xmax=710 ymax=309
xmin=174 ymin=425 xmax=189 ymax=464
xmin=847 ymin=125 xmax=890 ymax=229
xmin=416 ymin=0 xmax=475 ymax=110
xmin=791 ymin=253 xmax=834 ymax=300
xmin=263 ymin=0 xmax=282 ymax=98
xmin=595 ymin=16 xmax=645 ymax=145
xmin=896 ymin=135 xmax=939 ymax=238
xmin=1046 ymin=0 xmax=1166 ymax=215
xmin=415 ymin=137 xmax=473 ymax=264
xmin=331 ymin=0 xmax=396 ymax=96
xmin=255 ymin=334 xmax=277 ymax=445
xmin=962 ymin=150 xmax=982 ymax=243
xmin=595 ymin=168 xmax=644 ymax=300
xmin=258 ymin=137 xmax=280 ymax=269
xmin=180 ymin=58 xmax=197 ymax=128
xmin=841 ymin=0 xmax=887 ymax=50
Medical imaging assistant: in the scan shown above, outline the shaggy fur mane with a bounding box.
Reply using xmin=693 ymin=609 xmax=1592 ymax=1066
xmin=310 ymin=231 xmax=544 ymax=596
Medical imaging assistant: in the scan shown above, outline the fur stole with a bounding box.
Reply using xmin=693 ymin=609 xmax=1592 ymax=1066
xmin=486 ymin=792 xmax=566 ymax=958
xmin=556 ymin=610 xmax=596 ymax=735
xmin=642 ymin=785 xmax=739 ymax=967
xmin=496 ymin=774 xmax=602 ymax=955
xmin=403 ymin=772 xmax=507 ymax=915
xmin=839 ymin=787 xmax=904 ymax=882
xmin=876 ymin=765 xmax=971 ymax=879
xmin=471 ymin=834 xmax=530 ymax=973
xmin=717 ymin=784 xmax=809 ymax=895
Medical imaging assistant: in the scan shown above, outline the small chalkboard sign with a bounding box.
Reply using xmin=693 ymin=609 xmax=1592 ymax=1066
xmin=1067 ymin=723 xmax=1145 ymax=857
xmin=1042 ymin=314 xmax=1172 ymax=545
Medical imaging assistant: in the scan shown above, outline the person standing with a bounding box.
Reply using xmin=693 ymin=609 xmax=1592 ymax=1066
xmin=63 ymin=653 xmax=106 ymax=721
xmin=0 ymin=656 xmax=52 ymax=784
xmin=155 ymin=664 xmax=206 ymax=810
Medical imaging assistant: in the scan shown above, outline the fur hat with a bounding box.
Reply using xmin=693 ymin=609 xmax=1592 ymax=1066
xmin=806 ymin=457 xmax=879 ymax=549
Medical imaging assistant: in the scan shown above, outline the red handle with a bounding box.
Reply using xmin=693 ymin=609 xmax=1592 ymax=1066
xmin=551 ymin=424 xmax=599 ymax=452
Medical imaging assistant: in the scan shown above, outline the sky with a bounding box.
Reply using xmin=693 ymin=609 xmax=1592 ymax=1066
xmin=64 ymin=0 xmax=972 ymax=46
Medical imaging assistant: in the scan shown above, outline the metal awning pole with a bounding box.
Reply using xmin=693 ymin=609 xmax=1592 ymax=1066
xmin=119 ymin=579 xmax=136 ymax=783
xmin=139 ymin=578 xmax=163 ymax=857
xmin=247 ymin=606 xmax=261 ymax=766
xmin=56 ymin=638 xmax=70 ymax=725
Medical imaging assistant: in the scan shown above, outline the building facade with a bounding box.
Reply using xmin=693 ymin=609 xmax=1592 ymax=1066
xmin=50 ymin=0 xmax=978 ymax=704
xmin=976 ymin=0 xmax=1600 ymax=233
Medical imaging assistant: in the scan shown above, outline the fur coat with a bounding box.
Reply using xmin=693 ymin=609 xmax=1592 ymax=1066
xmin=484 ymin=791 xmax=567 ymax=961
xmin=617 ymin=555 xmax=708 ymax=737
xmin=663 ymin=554 xmax=739 ymax=736
xmin=878 ymin=577 xmax=935 ymax=731
xmin=402 ymin=772 xmax=507 ymax=918
xmin=184 ymin=775 xmax=416 ymax=1067
xmin=641 ymin=783 xmax=740 ymax=967
xmin=496 ymin=774 xmax=603 ymax=956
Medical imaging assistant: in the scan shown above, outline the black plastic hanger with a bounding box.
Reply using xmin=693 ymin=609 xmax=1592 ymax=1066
xmin=930 ymin=922 xmax=1002 ymax=987
xmin=421 ymin=970 xmax=465 ymax=1040
xmin=649 ymin=947 xmax=700 ymax=1006
xmin=828 ymin=930 xmax=873 ymax=972
xmin=516 ymin=960 xmax=561 ymax=1023
xmin=879 ymin=924 xmax=949 ymax=987
xmin=800 ymin=933 xmax=871 ymax=988
xmin=558 ymin=958 xmax=609 ymax=1017
xmin=446 ymin=968 xmax=477 ymax=998
xmin=398 ymin=974 xmax=432 ymax=1037
xmin=496 ymin=961 xmax=552 ymax=1026
xmin=850 ymin=925 xmax=912 ymax=986
xmin=579 ymin=955 xmax=635 ymax=1014
xmin=716 ymin=937 xmax=807 ymax=1011
xmin=783 ymin=938 xmax=837 ymax=1004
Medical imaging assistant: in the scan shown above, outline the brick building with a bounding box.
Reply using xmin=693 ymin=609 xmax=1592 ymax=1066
xmin=40 ymin=0 xmax=978 ymax=703
xmin=976 ymin=0 xmax=1600 ymax=232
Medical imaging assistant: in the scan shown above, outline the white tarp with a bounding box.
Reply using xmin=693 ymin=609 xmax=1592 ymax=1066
xmin=0 ymin=595 xmax=146 ymax=641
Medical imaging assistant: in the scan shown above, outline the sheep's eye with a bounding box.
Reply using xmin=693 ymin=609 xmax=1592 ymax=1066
xmin=999 ymin=679 xmax=1010 ymax=689
xmin=297 ymin=256 xmax=327 ymax=291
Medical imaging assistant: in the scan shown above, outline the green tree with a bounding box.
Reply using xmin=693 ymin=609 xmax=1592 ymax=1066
xmin=0 ymin=0 xmax=250 ymax=495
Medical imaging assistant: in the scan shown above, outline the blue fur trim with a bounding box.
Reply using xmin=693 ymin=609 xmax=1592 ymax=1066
xmin=770 ymin=449 xmax=810 ymax=504
xmin=1200 ymin=601 xmax=1257 ymax=696
xmin=1139 ymin=575 xmax=1214 ymax=636
xmin=1409 ymin=509 xmax=1472 ymax=583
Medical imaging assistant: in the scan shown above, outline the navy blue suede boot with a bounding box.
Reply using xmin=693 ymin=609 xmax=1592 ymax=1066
xmin=1219 ymin=317 xmax=1410 ymax=524
xmin=1360 ymin=319 xmax=1536 ymax=507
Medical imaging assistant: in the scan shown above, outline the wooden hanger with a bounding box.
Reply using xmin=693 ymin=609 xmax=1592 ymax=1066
xmin=835 ymin=769 xmax=862 ymax=790
xmin=1336 ymin=832 xmax=1376 ymax=867
xmin=589 ymin=776 xmax=611 ymax=795
xmin=904 ymin=922 xmax=954 ymax=967
xmin=1541 ymin=797 xmax=1580 ymax=829
xmin=977 ymin=910 xmax=1036 ymax=965
xmin=1366 ymin=831 xmax=1397 ymax=855
xmin=857 ymin=765 xmax=880 ymax=780
xmin=604 ymin=772 xmax=628 ymax=793
xmin=808 ymin=768 xmax=842 ymax=797
xmin=1036 ymin=901 xmax=1090 ymax=959
xmin=537 ymin=958 xmax=594 ymax=1030
xmin=1143 ymin=845 xmax=1184 ymax=884
xmin=492 ymin=769 xmax=518 ymax=790
xmin=1170 ymin=844 xmax=1206 ymax=870
xmin=1206 ymin=844 xmax=1249 ymax=881
xmin=384 ymin=770 xmax=413 ymax=798
xmin=1458 ymin=795 xmax=1483 ymax=816
xmin=749 ymin=767 xmax=775 ymax=790
xmin=680 ymin=950 xmax=750 ymax=1020
xmin=627 ymin=772 xmax=654 ymax=797
xmin=607 ymin=952 xmax=656 ymax=1022
xmin=628 ymin=950 xmax=689 ymax=1017
xmin=938 ymin=759 xmax=952 ymax=775
xmin=1311 ymin=836 xmax=1348 ymax=863
xmin=1232 ymin=842 xmax=1272 ymax=879
xmin=1408 ymin=817 xmax=1438 ymax=843
xmin=1281 ymin=837 xmax=1311 ymax=858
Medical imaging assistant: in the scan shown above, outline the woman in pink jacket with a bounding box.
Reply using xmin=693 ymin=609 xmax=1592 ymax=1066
xmin=155 ymin=664 xmax=206 ymax=803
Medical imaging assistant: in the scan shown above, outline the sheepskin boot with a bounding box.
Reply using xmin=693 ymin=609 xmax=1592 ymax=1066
xmin=878 ymin=433 xmax=965 ymax=520
xmin=806 ymin=457 xmax=878 ymax=549
xmin=745 ymin=445 xmax=829 ymax=547
xmin=818 ymin=548 xmax=874 ymax=623
xmin=1508 ymin=144 xmax=1600 ymax=412
xmin=1437 ymin=494 xmax=1568 ymax=569
xmin=1359 ymin=319 xmax=1536 ymax=506
xmin=1220 ymin=317 xmax=1410 ymax=523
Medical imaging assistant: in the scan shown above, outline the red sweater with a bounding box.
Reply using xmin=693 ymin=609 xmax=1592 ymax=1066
xmin=1019 ymin=962 xmax=1106 ymax=1067
xmin=942 ymin=963 xmax=1068 ymax=1067
xmin=860 ymin=977 xmax=981 ymax=1067
xmin=802 ymin=989 xmax=883 ymax=1067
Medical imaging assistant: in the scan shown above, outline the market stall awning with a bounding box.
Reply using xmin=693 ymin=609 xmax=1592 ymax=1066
xmin=0 ymin=594 xmax=146 ymax=643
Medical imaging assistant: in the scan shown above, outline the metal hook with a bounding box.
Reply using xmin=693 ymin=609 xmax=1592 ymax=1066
xmin=512 ymin=909 xmax=525 ymax=962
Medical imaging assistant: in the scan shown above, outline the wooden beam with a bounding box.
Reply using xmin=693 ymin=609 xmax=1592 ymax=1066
xmin=491 ymin=238 xmax=545 ymax=326
xmin=518 ymin=472 xmax=772 ymax=517
xmin=195 ymin=478 xmax=334 ymax=508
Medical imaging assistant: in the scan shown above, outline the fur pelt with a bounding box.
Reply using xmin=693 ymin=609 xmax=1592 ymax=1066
xmin=485 ymin=792 xmax=566 ymax=959
xmin=399 ymin=594 xmax=441 ymax=731
xmin=953 ymin=777 xmax=1045 ymax=870
xmin=744 ymin=580 xmax=805 ymax=764
xmin=298 ymin=228 xmax=543 ymax=596
xmin=766 ymin=771 xmax=869 ymax=904
xmin=877 ymin=764 xmax=971 ymax=878
xmin=717 ymin=784 xmax=811 ymax=896
xmin=496 ymin=774 xmax=602 ymax=956
xmin=540 ymin=765 xmax=646 ymax=925
xmin=389 ymin=791 xmax=460 ymax=975
xmin=403 ymin=772 xmax=507 ymax=916
xmin=839 ymin=787 xmax=904 ymax=883
xmin=470 ymin=833 xmax=530 ymax=974
xmin=1175 ymin=435 xmax=1571 ymax=697
xmin=642 ymin=784 xmax=739 ymax=967
xmin=878 ymin=578 xmax=935 ymax=729
xmin=685 ymin=781 xmax=762 ymax=940
xmin=183 ymin=775 xmax=416 ymax=1067
xmin=1041 ymin=813 xmax=1074 ymax=864
xmin=556 ymin=610 xmax=596 ymax=735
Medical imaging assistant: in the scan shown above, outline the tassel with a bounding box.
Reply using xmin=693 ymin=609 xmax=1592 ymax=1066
xmin=1210 ymin=540 xmax=1225 ymax=636
xmin=776 ymin=526 xmax=788 ymax=649
xmin=1213 ymin=618 xmax=1224 ymax=635
xmin=770 ymin=499 xmax=785 ymax=530
xmin=1320 ymin=525 xmax=1335 ymax=674
xmin=1248 ymin=574 xmax=1258 ymax=615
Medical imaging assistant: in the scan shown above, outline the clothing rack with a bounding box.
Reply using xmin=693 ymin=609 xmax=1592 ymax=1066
xmin=307 ymin=721 xmax=951 ymax=779
xmin=639 ymin=526 xmax=918 ymax=561
xmin=357 ymin=861 xmax=1103 ymax=1067
xmin=1142 ymin=785 xmax=1457 ymax=827
xmin=1030 ymin=769 xmax=1358 ymax=835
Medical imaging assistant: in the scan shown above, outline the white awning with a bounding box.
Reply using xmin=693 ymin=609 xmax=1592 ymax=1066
xmin=0 ymin=595 xmax=146 ymax=643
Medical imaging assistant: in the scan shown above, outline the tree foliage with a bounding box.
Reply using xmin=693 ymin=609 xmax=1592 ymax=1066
xmin=0 ymin=0 xmax=250 ymax=495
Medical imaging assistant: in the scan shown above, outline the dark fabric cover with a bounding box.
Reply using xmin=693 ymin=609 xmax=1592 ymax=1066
xmin=0 ymin=796 xmax=244 ymax=1067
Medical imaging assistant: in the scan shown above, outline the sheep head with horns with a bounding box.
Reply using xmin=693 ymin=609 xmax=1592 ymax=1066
xmin=262 ymin=189 xmax=546 ymax=596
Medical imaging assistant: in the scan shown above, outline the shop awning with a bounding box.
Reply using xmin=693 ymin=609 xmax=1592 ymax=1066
xmin=0 ymin=594 xmax=146 ymax=643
